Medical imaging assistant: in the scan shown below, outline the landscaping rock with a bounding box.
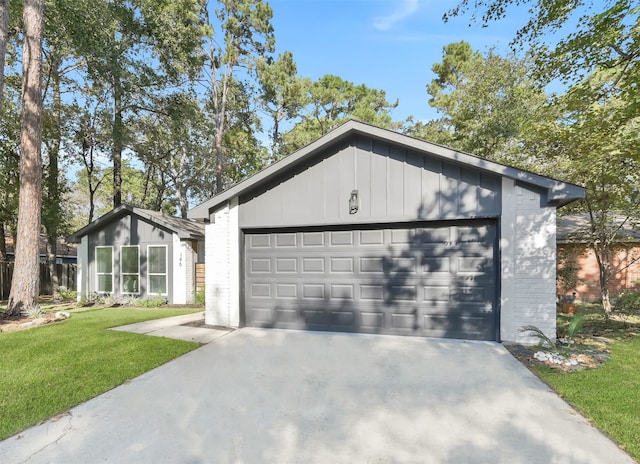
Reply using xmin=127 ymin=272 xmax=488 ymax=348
xmin=531 ymin=350 xmax=607 ymax=371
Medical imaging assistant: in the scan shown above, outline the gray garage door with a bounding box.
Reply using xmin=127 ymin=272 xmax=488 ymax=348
xmin=244 ymin=221 xmax=497 ymax=340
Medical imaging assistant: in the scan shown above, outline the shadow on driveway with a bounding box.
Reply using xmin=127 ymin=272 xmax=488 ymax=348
xmin=0 ymin=328 xmax=634 ymax=463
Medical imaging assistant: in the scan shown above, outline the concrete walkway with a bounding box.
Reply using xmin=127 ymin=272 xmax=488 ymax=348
xmin=109 ymin=311 xmax=233 ymax=344
xmin=1 ymin=328 xmax=635 ymax=464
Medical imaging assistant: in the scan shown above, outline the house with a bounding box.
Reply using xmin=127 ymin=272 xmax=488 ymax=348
xmin=557 ymin=213 xmax=640 ymax=302
xmin=68 ymin=204 xmax=205 ymax=304
xmin=3 ymin=234 xmax=77 ymax=264
xmin=188 ymin=120 xmax=585 ymax=343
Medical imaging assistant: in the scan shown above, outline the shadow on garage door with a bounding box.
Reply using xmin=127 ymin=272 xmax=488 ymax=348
xmin=243 ymin=219 xmax=498 ymax=340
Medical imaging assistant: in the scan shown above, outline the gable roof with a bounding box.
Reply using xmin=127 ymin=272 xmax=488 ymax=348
xmin=67 ymin=204 xmax=205 ymax=243
xmin=188 ymin=120 xmax=586 ymax=219
xmin=557 ymin=213 xmax=640 ymax=243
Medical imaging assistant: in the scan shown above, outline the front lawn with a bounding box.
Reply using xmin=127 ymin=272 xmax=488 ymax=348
xmin=533 ymin=305 xmax=640 ymax=461
xmin=0 ymin=307 xmax=201 ymax=441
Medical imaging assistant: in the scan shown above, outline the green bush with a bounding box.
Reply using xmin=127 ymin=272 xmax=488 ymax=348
xmin=194 ymin=289 xmax=205 ymax=305
xmin=57 ymin=287 xmax=77 ymax=302
xmin=139 ymin=296 xmax=167 ymax=308
xmin=613 ymin=291 xmax=640 ymax=313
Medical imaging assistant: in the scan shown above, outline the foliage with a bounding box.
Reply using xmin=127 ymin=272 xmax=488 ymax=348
xmin=257 ymin=51 xmax=308 ymax=161
xmin=281 ymin=74 xmax=399 ymax=155
xmin=132 ymin=91 xmax=211 ymax=217
xmin=202 ymin=0 xmax=275 ymax=194
xmin=613 ymin=290 xmax=640 ymax=314
xmin=556 ymin=245 xmax=583 ymax=293
xmin=194 ymin=289 xmax=205 ymax=305
xmin=533 ymin=82 xmax=640 ymax=313
xmin=558 ymin=314 xmax=585 ymax=346
xmin=139 ymin=296 xmax=167 ymax=308
xmin=56 ymin=286 xmax=77 ymax=302
xmin=414 ymin=40 xmax=548 ymax=167
xmin=0 ymin=307 xmax=200 ymax=440
xmin=519 ymin=324 xmax=556 ymax=349
xmin=19 ymin=305 xmax=44 ymax=319
xmin=445 ymin=0 xmax=640 ymax=121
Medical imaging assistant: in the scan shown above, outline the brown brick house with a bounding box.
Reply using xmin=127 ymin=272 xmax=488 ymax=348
xmin=557 ymin=213 xmax=640 ymax=302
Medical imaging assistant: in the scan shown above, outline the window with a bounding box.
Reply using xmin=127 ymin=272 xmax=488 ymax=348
xmin=121 ymin=246 xmax=140 ymax=294
xmin=96 ymin=246 xmax=113 ymax=293
xmin=148 ymin=245 xmax=168 ymax=295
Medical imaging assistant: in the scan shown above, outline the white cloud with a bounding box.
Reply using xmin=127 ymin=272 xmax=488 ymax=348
xmin=372 ymin=0 xmax=420 ymax=31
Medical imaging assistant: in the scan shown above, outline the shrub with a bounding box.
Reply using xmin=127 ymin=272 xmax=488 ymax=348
xmin=139 ymin=296 xmax=167 ymax=308
xmin=194 ymin=290 xmax=205 ymax=306
xmin=613 ymin=291 xmax=640 ymax=313
xmin=20 ymin=305 xmax=44 ymax=319
xmin=57 ymin=287 xmax=77 ymax=302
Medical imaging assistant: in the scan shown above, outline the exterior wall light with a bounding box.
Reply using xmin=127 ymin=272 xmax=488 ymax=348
xmin=349 ymin=190 xmax=359 ymax=214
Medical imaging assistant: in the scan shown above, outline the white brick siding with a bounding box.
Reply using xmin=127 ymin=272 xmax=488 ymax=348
xmin=501 ymin=179 xmax=557 ymax=344
xmin=172 ymin=234 xmax=186 ymax=304
xmin=205 ymin=199 xmax=240 ymax=327
xmin=184 ymin=240 xmax=195 ymax=305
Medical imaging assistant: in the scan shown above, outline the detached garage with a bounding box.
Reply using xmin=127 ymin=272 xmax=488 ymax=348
xmin=189 ymin=121 xmax=584 ymax=343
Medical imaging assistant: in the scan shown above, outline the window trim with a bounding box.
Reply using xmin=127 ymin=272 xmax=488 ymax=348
xmin=95 ymin=246 xmax=113 ymax=294
xmin=147 ymin=245 xmax=168 ymax=296
xmin=120 ymin=245 xmax=140 ymax=295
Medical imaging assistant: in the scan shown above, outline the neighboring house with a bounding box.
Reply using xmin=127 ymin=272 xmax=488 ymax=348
xmin=68 ymin=204 xmax=205 ymax=304
xmin=557 ymin=213 xmax=640 ymax=302
xmin=3 ymin=234 xmax=77 ymax=264
xmin=188 ymin=120 xmax=585 ymax=344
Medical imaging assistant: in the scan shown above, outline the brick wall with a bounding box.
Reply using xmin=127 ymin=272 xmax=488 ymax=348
xmin=204 ymin=200 xmax=239 ymax=327
xmin=558 ymin=244 xmax=640 ymax=302
xmin=513 ymin=186 xmax=557 ymax=344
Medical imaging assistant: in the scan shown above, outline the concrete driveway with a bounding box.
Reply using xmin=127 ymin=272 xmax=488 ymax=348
xmin=1 ymin=328 xmax=634 ymax=464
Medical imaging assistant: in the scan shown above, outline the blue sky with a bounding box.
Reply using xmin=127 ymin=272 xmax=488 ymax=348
xmin=268 ymin=0 xmax=530 ymax=123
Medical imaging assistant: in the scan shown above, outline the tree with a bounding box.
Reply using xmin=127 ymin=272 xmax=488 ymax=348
xmin=446 ymin=0 xmax=640 ymax=313
xmin=202 ymin=0 xmax=275 ymax=194
xmin=133 ymin=92 xmax=212 ymax=217
xmin=281 ymin=74 xmax=399 ymax=155
xmin=445 ymin=1 xmax=640 ymax=121
xmin=416 ymin=41 xmax=547 ymax=166
xmin=57 ymin=0 xmax=207 ymax=208
xmin=7 ymin=0 xmax=44 ymax=316
xmin=526 ymin=73 xmax=640 ymax=314
xmin=257 ymin=51 xmax=307 ymax=161
xmin=0 ymin=0 xmax=8 ymax=114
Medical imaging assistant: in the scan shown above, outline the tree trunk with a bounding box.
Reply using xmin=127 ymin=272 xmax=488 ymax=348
xmin=595 ymin=243 xmax=613 ymax=316
xmin=45 ymin=56 xmax=61 ymax=296
xmin=0 ymin=0 xmax=8 ymax=113
xmin=0 ymin=222 xmax=7 ymax=261
xmin=112 ymin=74 xmax=123 ymax=207
xmin=7 ymin=0 xmax=44 ymax=316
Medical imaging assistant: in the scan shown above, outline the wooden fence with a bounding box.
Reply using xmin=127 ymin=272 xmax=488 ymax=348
xmin=0 ymin=263 xmax=77 ymax=300
xmin=195 ymin=262 xmax=205 ymax=292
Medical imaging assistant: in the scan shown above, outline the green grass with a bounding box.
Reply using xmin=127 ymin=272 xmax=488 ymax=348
xmin=0 ymin=307 xmax=201 ymax=440
xmin=534 ymin=305 xmax=640 ymax=461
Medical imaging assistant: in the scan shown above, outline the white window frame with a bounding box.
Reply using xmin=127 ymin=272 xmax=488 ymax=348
xmin=120 ymin=245 xmax=140 ymax=295
xmin=95 ymin=246 xmax=113 ymax=294
xmin=147 ymin=245 xmax=168 ymax=296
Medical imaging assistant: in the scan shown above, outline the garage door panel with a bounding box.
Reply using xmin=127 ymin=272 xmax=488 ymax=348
xmin=276 ymin=233 xmax=297 ymax=247
xmin=276 ymin=283 xmax=297 ymax=298
xmin=331 ymin=257 xmax=354 ymax=272
xmin=302 ymin=232 xmax=324 ymax=246
xmin=244 ymin=221 xmax=497 ymax=340
xmin=330 ymin=231 xmax=354 ymax=245
xmin=331 ymin=284 xmax=354 ymax=300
